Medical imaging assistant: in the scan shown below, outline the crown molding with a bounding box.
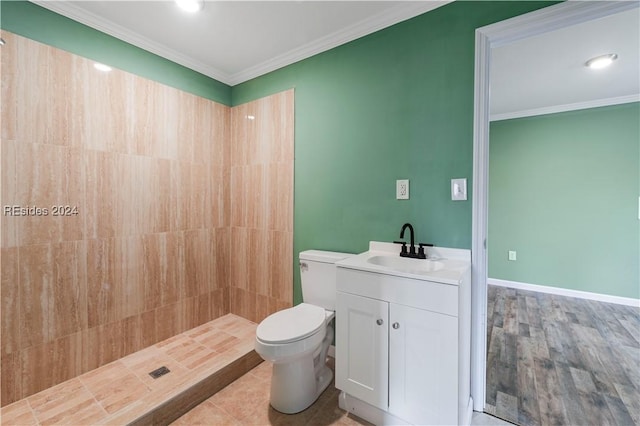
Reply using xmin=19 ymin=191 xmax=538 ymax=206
xmin=31 ymin=0 xmax=451 ymax=87
xmin=226 ymin=1 xmax=451 ymax=86
xmin=31 ymin=0 xmax=233 ymax=83
xmin=490 ymin=94 xmax=640 ymax=121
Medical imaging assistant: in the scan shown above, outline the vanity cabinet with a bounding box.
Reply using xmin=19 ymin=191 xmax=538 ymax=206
xmin=335 ymin=265 xmax=470 ymax=426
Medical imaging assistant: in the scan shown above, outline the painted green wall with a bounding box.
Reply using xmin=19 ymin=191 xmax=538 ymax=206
xmin=232 ymin=1 xmax=557 ymax=303
xmin=0 ymin=0 xmax=231 ymax=105
xmin=489 ymin=103 xmax=640 ymax=299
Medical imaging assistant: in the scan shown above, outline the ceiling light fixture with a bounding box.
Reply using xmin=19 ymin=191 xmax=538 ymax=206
xmin=585 ymin=53 xmax=618 ymax=70
xmin=94 ymin=63 xmax=112 ymax=72
xmin=175 ymin=0 xmax=204 ymax=13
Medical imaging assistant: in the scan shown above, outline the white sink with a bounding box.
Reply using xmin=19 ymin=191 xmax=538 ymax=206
xmin=367 ymin=255 xmax=444 ymax=274
xmin=336 ymin=241 xmax=471 ymax=285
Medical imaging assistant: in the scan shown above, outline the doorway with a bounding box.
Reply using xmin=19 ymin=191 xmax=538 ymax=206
xmin=470 ymin=0 xmax=639 ymax=416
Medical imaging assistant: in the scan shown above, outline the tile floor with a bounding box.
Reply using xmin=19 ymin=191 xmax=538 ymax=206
xmin=173 ymin=357 xmax=512 ymax=426
xmin=0 ymin=314 xmax=257 ymax=425
xmin=2 ymin=312 xmax=510 ymax=426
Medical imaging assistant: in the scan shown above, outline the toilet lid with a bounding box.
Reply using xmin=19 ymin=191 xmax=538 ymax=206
xmin=257 ymin=303 xmax=326 ymax=344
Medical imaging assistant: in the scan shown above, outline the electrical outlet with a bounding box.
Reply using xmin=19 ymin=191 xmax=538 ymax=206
xmin=508 ymin=250 xmax=517 ymax=261
xmin=396 ymin=179 xmax=409 ymax=200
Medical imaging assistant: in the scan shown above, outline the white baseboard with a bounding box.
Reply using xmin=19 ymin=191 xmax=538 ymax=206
xmin=488 ymin=278 xmax=640 ymax=307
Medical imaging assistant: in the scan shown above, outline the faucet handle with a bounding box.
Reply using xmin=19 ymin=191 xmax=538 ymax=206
xmin=418 ymin=243 xmax=433 ymax=258
xmin=393 ymin=241 xmax=408 ymax=255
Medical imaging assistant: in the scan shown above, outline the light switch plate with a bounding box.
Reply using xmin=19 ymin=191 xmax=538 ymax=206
xmin=451 ymin=178 xmax=467 ymax=201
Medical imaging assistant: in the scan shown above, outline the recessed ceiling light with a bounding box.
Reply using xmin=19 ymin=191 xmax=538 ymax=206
xmin=175 ymin=0 xmax=204 ymax=13
xmin=585 ymin=53 xmax=618 ymax=70
xmin=93 ymin=63 xmax=112 ymax=72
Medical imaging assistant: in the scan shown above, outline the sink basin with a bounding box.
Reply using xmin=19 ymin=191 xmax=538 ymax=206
xmin=367 ymin=255 xmax=444 ymax=274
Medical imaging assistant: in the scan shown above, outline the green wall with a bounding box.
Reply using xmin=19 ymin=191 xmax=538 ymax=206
xmin=232 ymin=1 xmax=557 ymax=303
xmin=0 ymin=1 xmax=231 ymax=105
xmin=489 ymin=103 xmax=640 ymax=299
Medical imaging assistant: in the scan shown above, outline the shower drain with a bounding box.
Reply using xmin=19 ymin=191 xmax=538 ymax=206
xmin=148 ymin=366 xmax=170 ymax=379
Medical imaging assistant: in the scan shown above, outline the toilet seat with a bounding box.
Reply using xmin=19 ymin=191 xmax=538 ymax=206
xmin=257 ymin=303 xmax=326 ymax=344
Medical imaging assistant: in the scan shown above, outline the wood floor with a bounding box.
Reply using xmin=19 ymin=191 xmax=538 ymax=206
xmin=486 ymin=285 xmax=640 ymax=426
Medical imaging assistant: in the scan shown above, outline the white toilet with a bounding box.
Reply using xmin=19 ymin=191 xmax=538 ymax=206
xmin=255 ymin=250 xmax=353 ymax=414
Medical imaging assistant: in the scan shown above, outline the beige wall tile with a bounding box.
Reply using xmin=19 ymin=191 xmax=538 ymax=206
xmin=1 ymin=352 xmax=21 ymax=407
xmin=85 ymin=150 xmax=117 ymax=239
xmin=86 ymin=238 xmax=116 ymax=328
xmin=15 ymin=143 xmax=84 ymax=246
xmin=15 ymin=37 xmax=75 ymax=147
xmin=268 ymin=230 xmax=293 ymax=303
xmin=1 ymin=139 xmax=18 ymax=248
xmin=1 ymin=33 xmax=297 ymax=405
xmin=21 ymin=332 xmax=86 ymax=399
xmin=1 ymin=248 xmax=20 ymax=355
xmin=86 ymin=321 xmax=124 ymax=371
xmin=229 ymin=90 xmax=294 ymax=320
xmin=1 ymin=34 xmax=17 ymax=143
xmin=213 ymin=227 xmax=229 ymax=289
xmin=75 ymin=57 xmax=130 ymax=153
xmin=19 ymin=241 xmax=87 ymax=349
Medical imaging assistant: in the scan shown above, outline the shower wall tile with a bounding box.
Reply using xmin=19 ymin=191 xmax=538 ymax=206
xmin=246 ymin=228 xmax=269 ymax=296
xmin=229 ymin=90 xmax=294 ymax=318
xmin=1 ymin=248 xmax=20 ymax=355
xmin=1 ymin=140 xmax=18 ymax=248
xmin=269 ymin=230 xmax=294 ymax=303
xmin=0 ymin=353 xmax=21 ymax=406
xmin=86 ymin=321 xmax=124 ymax=371
xmin=15 ymin=143 xmax=84 ymax=246
xmin=214 ymin=227 xmax=230 ymax=288
xmin=20 ymin=331 xmax=86 ymax=398
xmin=142 ymin=232 xmax=182 ymax=312
xmin=1 ymin=34 xmax=17 ymax=142
xmin=184 ymin=229 xmax=212 ymax=297
xmin=266 ymin=163 xmax=294 ymax=232
xmin=85 ymin=150 xmax=117 ymax=239
xmin=19 ymin=241 xmax=87 ymax=350
xmin=2 ymin=33 xmax=295 ymax=406
xmin=86 ymin=238 xmax=117 ymax=328
xmin=15 ymin=37 xmax=76 ymax=147
xmin=75 ymin=57 xmax=131 ymax=153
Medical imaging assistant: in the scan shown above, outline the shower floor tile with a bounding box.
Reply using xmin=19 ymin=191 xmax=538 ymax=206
xmin=0 ymin=314 xmax=257 ymax=426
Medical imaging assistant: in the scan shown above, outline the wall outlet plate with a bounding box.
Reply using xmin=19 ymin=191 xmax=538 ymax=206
xmin=396 ymin=179 xmax=409 ymax=200
xmin=508 ymin=250 xmax=517 ymax=261
xmin=451 ymin=178 xmax=467 ymax=201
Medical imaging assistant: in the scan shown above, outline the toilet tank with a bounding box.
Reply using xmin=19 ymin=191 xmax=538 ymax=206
xmin=299 ymin=250 xmax=354 ymax=311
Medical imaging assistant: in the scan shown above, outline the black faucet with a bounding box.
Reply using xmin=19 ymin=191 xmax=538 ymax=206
xmin=394 ymin=223 xmax=433 ymax=259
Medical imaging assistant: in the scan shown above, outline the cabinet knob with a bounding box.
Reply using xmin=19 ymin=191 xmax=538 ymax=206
xmin=376 ymin=319 xmax=384 ymax=326
xmin=392 ymin=322 xmax=400 ymax=329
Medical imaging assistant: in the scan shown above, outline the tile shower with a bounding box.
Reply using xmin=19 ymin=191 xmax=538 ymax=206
xmin=0 ymin=32 xmax=293 ymax=405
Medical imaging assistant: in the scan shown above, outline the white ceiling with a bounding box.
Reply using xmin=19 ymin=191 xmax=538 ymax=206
xmin=33 ymin=0 xmax=450 ymax=85
xmin=31 ymin=1 xmax=640 ymax=116
xmin=491 ymin=6 xmax=640 ymax=120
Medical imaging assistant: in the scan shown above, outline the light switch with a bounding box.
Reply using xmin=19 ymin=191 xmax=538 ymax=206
xmin=451 ymin=178 xmax=467 ymax=201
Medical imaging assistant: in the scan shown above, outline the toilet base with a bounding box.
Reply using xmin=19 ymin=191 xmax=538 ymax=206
xmin=269 ymin=357 xmax=333 ymax=414
xmin=268 ymin=325 xmax=334 ymax=414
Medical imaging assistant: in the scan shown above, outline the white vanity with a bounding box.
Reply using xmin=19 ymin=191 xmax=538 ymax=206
xmin=335 ymin=241 xmax=472 ymax=426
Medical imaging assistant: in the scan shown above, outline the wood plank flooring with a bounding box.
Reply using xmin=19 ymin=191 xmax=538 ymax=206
xmin=486 ymin=285 xmax=640 ymax=426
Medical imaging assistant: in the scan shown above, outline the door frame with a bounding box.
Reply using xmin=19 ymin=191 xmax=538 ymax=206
xmin=470 ymin=0 xmax=639 ymax=411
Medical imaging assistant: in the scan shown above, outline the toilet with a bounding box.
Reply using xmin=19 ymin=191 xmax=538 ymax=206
xmin=255 ymin=250 xmax=353 ymax=414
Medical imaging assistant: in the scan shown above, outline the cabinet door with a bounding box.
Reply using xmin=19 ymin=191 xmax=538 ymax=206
xmin=389 ymin=304 xmax=458 ymax=425
xmin=336 ymin=292 xmax=389 ymax=410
